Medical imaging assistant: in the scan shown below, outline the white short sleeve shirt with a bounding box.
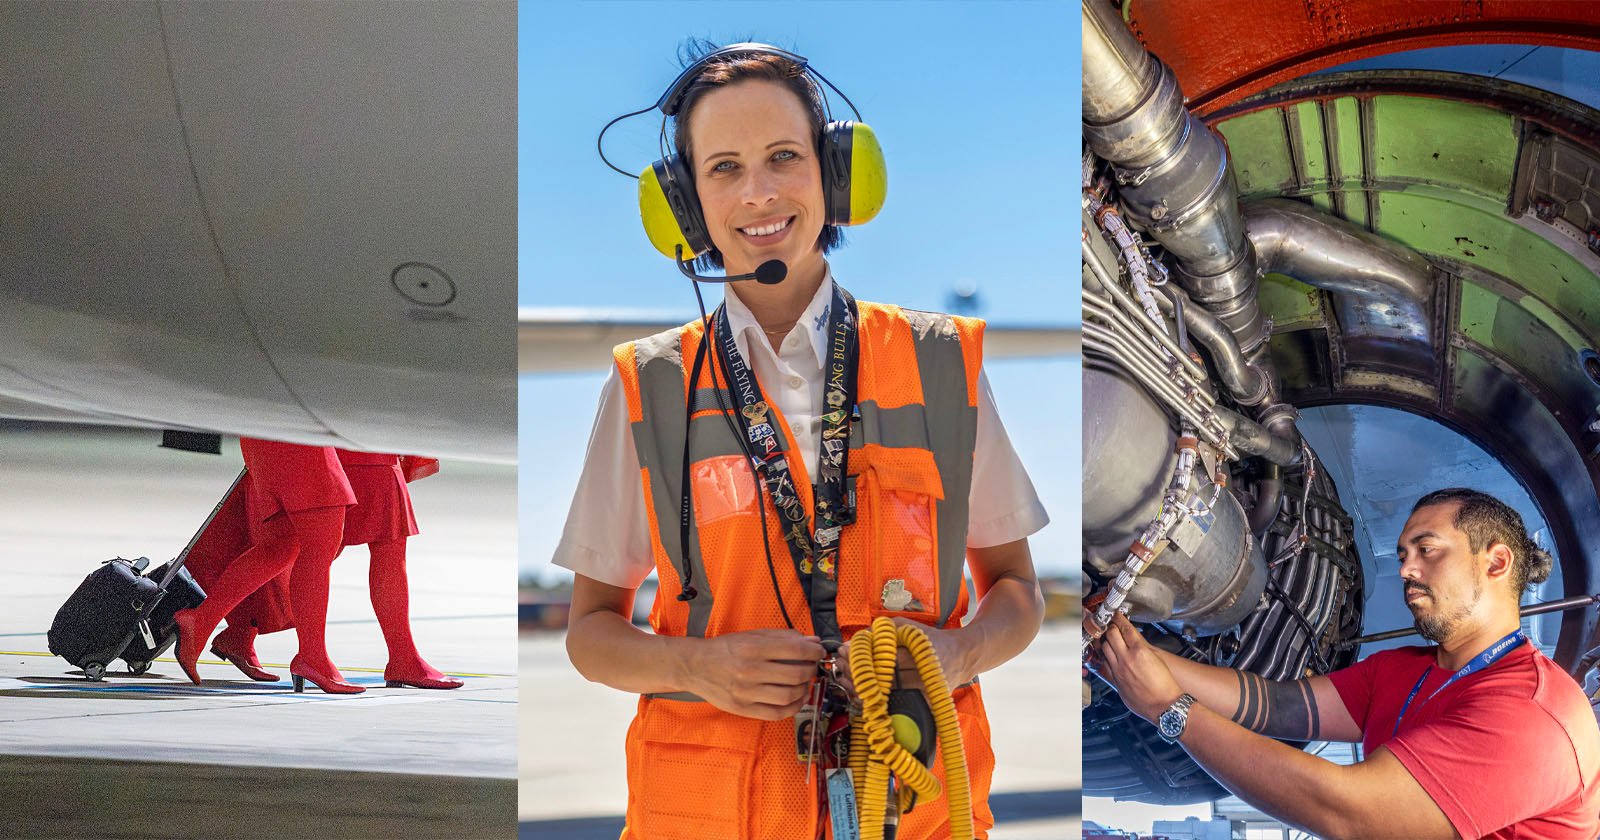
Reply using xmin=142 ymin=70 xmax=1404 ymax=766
xmin=553 ymin=276 xmax=1048 ymax=589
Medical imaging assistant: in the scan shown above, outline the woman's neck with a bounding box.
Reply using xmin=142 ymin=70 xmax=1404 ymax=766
xmin=728 ymin=255 xmax=827 ymax=332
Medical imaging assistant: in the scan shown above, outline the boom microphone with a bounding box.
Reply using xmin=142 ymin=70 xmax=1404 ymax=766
xmin=676 ymin=257 xmax=787 ymax=285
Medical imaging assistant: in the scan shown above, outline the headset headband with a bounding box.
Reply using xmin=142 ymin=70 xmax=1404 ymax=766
xmin=600 ymin=41 xmax=887 ymax=260
xmin=599 ymin=42 xmax=864 ymax=179
xmin=655 ymin=43 xmax=810 ymax=116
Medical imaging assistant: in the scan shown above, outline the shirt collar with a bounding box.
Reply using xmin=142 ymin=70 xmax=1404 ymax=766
xmin=722 ymin=266 xmax=834 ymax=369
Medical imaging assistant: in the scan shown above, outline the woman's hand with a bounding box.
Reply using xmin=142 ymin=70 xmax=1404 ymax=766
xmin=681 ymin=628 xmax=825 ymax=721
xmin=567 ymin=575 xmax=827 ymax=719
xmin=835 ymin=618 xmax=976 ymax=698
xmin=900 ymin=620 xmax=976 ymax=688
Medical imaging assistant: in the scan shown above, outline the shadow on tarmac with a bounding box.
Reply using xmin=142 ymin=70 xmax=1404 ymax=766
xmin=515 ymin=787 xmax=1083 ymax=840
xmin=4 ymin=755 xmax=517 ymax=839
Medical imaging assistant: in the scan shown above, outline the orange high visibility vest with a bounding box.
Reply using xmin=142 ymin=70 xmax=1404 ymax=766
xmin=612 ymin=298 xmax=997 ymax=840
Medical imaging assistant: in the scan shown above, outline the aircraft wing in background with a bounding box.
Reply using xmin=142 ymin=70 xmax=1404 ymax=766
xmin=518 ymin=308 xmax=1082 ymax=374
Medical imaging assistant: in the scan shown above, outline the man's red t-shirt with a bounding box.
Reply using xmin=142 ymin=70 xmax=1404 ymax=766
xmin=1328 ymin=643 xmax=1600 ymax=839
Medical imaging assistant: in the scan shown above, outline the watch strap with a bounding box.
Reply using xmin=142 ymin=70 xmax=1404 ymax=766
xmin=1159 ymin=693 xmax=1197 ymax=743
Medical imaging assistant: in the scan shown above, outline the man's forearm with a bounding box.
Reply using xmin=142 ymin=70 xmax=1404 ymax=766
xmin=1156 ymin=649 xmax=1323 ymax=740
xmin=1154 ymin=647 xmax=1249 ymax=719
xmin=1178 ymin=704 xmax=1363 ymax=838
xmin=1177 ymin=704 xmax=1452 ymax=832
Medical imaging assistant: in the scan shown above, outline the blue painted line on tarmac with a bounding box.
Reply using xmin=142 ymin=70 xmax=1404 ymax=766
xmin=5 ymin=675 xmax=390 ymax=695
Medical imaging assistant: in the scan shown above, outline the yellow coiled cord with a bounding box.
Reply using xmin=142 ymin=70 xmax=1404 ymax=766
xmin=846 ymin=616 xmax=973 ymax=840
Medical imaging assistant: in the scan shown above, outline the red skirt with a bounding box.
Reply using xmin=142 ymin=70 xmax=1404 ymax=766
xmin=337 ymin=456 xmax=420 ymax=547
xmin=186 ymin=475 xmax=295 ymax=633
xmin=240 ymin=439 xmax=355 ymax=543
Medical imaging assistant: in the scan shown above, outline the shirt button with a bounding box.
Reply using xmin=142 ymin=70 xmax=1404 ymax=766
xmin=791 ymin=421 xmax=804 ymax=436
xmin=788 ymin=376 xmax=804 ymax=389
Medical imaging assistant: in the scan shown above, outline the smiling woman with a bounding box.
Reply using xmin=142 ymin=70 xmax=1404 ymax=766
xmin=683 ymin=73 xmax=832 ymax=334
xmin=673 ymin=48 xmax=838 ymax=277
xmin=553 ymin=41 xmax=1050 ymax=840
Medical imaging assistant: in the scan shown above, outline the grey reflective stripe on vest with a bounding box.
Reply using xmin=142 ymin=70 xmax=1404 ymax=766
xmin=631 ymin=331 xmax=799 ymax=640
xmin=851 ymin=402 xmax=929 ymax=451
xmin=688 ymin=387 xmax=736 ymax=415
xmin=628 ymin=329 xmax=714 ymax=638
xmin=644 ymin=690 xmax=705 ymax=702
xmin=902 ymin=310 xmax=979 ymax=628
xmin=649 ymin=680 xmax=979 ymax=703
xmin=687 ymin=411 xmax=790 ymax=461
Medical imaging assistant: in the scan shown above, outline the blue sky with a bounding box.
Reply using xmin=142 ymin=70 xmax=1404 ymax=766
xmin=518 ymin=1 xmax=1081 ymax=583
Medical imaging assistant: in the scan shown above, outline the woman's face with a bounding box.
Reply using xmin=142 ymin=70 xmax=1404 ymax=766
xmin=685 ymin=79 xmax=826 ymax=279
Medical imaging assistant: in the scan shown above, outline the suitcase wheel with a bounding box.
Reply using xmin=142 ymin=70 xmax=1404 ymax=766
xmin=83 ymin=662 xmax=106 ymax=681
xmin=126 ymin=660 xmax=151 ymax=676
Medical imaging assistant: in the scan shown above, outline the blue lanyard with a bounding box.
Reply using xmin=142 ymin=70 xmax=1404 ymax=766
xmin=1392 ymin=629 xmax=1527 ymax=738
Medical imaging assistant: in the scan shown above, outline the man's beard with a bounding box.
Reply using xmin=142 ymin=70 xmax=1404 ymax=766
xmin=1411 ymin=579 xmax=1482 ymax=642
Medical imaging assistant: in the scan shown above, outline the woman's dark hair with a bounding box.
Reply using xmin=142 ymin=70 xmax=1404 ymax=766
xmin=672 ymin=38 xmax=844 ymax=270
xmin=1411 ymin=488 xmax=1553 ymax=592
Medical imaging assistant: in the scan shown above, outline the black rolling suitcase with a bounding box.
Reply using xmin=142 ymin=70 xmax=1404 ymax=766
xmin=47 ymin=470 xmax=245 ymax=680
xmin=119 ymin=560 xmax=208 ymax=672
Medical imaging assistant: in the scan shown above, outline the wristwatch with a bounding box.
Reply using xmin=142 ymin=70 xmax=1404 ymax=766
xmin=1157 ymin=693 xmax=1197 ymax=743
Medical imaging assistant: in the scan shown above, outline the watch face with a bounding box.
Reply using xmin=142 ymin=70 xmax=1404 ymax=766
xmin=1158 ymin=710 xmax=1182 ymax=740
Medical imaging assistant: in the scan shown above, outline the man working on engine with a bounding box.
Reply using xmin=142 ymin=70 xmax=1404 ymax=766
xmin=1090 ymin=488 xmax=1600 ymax=839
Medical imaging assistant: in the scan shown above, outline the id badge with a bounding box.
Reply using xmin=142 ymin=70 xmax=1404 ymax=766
xmin=826 ymin=769 xmax=860 ymax=840
xmin=795 ymin=702 xmax=821 ymax=764
xmin=795 ymin=679 xmax=824 ymax=764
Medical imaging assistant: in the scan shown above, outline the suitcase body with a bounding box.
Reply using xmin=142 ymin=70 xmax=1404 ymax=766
xmin=47 ymin=471 xmax=237 ymax=680
xmin=120 ymin=562 xmax=207 ymax=671
xmin=47 ymin=558 xmax=161 ymax=680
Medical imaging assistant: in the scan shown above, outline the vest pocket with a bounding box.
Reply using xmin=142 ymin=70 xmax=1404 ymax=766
xmin=689 ymin=454 xmax=761 ymax=527
xmin=866 ymin=461 xmax=942 ymax=623
xmin=627 ymin=701 xmax=756 ymax=839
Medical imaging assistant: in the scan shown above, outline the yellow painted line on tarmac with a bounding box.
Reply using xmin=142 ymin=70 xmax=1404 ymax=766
xmin=0 ymin=650 xmax=510 ymax=678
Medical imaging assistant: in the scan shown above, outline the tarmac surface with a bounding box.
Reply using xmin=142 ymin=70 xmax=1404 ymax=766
xmin=518 ymin=623 xmax=1081 ymax=839
xmin=0 ymin=424 xmax=518 ymax=838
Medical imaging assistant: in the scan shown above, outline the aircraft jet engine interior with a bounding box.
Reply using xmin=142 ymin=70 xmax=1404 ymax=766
xmin=1080 ymin=0 xmax=1600 ymax=807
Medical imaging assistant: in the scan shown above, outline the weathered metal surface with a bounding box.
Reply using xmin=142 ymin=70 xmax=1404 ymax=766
xmin=1121 ymin=0 xmax=1600 ymax=115
xmin=1211 ymin=70 xmax=1600 ymax=666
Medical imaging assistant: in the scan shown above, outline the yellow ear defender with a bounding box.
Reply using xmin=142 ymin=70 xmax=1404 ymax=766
xmin=600 ymin=43 xmax=888 ymax=262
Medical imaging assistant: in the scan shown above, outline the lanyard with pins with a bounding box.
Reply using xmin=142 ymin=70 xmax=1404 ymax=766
xmin=1392 ymin=628 xmax=1527 ymax=738
xmin=713 ymin=282 xmax=858 ymax=646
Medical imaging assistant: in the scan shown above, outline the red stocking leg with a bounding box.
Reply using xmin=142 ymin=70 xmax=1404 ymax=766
xmin=174 ymin=515 xmax=298 ymax=684
xmin=370 ymin=538 xmax=461 ymax=688
xmin=209 ymin=621 xmax=276 ymax=681
xmin=211 ymin=622 xmax=256 ymax=653
xmin=369 ymin=539 xmax=418 ymax=668
xmin=285 ymin=506 xmax=347 ymax=676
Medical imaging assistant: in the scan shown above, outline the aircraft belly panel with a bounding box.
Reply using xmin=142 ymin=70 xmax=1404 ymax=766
xmin=157 ymin=2 xmax=516 ymax=460
xmin=0 ymin=3 xmax=324 ymax=438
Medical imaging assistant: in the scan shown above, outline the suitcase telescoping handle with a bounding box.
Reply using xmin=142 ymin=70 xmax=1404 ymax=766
xmin=154 ymin=468 xmax=248 ymax=593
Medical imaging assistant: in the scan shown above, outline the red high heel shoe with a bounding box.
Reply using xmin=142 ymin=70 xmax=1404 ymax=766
xmin=288 ymin=655 xmax=365 ymax=694
xmin=384 ymin=660 xmax=463 ymax=690
xmin=209 ymin=637 xmax=279 ymax=682
xmin=172 ymin=609 xmax=206 ymax=686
